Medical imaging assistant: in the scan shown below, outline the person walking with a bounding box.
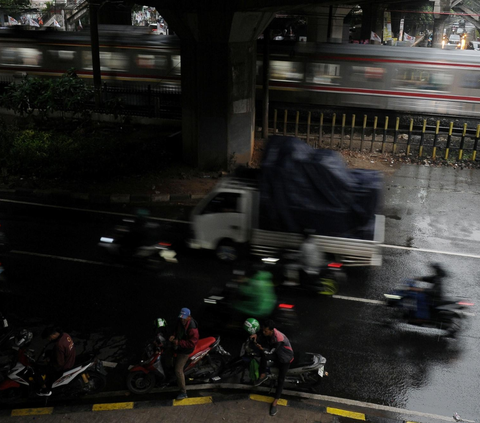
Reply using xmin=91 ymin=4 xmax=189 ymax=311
xmin=169 ymin=307 xmax=198 ymax=400
xmin=250 ymin=319 xmax=294 ymax=416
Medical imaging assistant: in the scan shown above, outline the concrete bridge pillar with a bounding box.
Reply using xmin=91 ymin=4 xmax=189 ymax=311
xmin=157 ymin=8 xmax=273 ymax=169
xmin=433 ymin=0 xmax=451 ymax=47
xmin=360 ymin=2 xmax=385 ymax=44
xmin=306 ymin=5 xmax=351 ymax=43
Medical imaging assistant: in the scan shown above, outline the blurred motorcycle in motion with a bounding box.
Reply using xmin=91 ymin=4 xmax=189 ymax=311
xmin=384 ymin=278 xmax=474 ymax=338
xmin=99 ymin=211 xmax=177 ymax=267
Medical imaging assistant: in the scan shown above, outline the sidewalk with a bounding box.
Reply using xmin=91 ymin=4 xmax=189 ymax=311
xmin=0 ymin=384 xmax=410 ymax=423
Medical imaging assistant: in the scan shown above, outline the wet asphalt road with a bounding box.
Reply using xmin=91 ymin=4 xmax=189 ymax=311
xmin=0 ymin=164 xmax=479 ymax=420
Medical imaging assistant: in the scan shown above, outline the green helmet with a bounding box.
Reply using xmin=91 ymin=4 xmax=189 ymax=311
xmin=155 ymin=318 xmax=167 ymax=329
xmin=243 ymin=318 xmax=260 ymax=335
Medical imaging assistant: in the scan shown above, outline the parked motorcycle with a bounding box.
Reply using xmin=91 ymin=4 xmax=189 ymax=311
xmin=0 ymin=224 xmax=9 ymax=255
xmin=384 ymin=279 xmax=474 ymax=337
xmin=0 ymin=224 xmax=10 ymax=279
xmin=0 ymin=322 xmax=32 ymax=381
xmin=0 ymin=336 xmax=107 ymax=401
xmin=221 ymin=336 xmax=327 ymax=393
xmin=126 ymin=318 xmax=231 ymax=395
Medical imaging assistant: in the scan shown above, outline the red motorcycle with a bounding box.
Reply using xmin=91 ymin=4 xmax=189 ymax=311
xmin=126 ymin=318 xmax=231 ymax=395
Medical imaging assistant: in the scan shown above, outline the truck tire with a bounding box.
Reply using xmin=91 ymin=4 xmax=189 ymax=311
xmin=215 ymin=240 xmax=238 ymax=262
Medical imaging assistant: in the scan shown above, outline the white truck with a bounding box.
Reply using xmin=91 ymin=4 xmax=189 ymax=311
xmin=187 ymin=176 xmax=385 ymax=267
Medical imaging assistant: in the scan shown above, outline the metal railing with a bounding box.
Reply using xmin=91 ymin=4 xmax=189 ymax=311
xmin=271 ymin=109 xmax=480 ymax=161
xmin=0 ymin=79 xmax=182 ymax=120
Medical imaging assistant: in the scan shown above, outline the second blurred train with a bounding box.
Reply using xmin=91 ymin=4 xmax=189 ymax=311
xmin=2 ymin=29 xmax=480 ymax=117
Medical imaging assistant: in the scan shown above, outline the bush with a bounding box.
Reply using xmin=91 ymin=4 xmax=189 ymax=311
xmin=0 ymin=119 xmax=173 ymax=181
xmin=8 ymin=129 xmax=75 ymax=178
xmin=0 ymin=69 xmax=93 ymax=120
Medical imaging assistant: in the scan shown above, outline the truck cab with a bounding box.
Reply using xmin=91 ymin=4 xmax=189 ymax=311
xmin=188 ymin=179 xmax=258 ymax=261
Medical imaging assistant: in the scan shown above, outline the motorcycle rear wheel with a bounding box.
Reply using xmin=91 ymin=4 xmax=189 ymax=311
xmin=86 ymin=372 xmax=107 ymax=394
xmin=301 ymin=372 xmax=323 ymax=393
xmin=126 ymin=371 xmax=156 ymax=395
xmin=221 ymin=362 xmax=246 ymax=380
xmin=0 ymin=387 xmax=22 ymax=402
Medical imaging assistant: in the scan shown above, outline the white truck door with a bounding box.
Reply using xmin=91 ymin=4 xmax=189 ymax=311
xmin=190 ymin=190 xmax=249 ymax=251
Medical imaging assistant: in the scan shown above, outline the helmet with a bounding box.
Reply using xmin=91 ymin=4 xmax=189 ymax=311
xmin=155 ymin=318 xmax=167 ymax=329
xmin=431 ymin=262 xmax=447 ymax=278
xmin=243 ymin=318 xmax=260 ymax=335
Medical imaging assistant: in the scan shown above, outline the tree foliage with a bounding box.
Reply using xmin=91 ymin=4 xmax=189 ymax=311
xmin=0 ymin=69 xmax=94 ymax=120
xmin=0 ymin=0 xmax=33 ymax=12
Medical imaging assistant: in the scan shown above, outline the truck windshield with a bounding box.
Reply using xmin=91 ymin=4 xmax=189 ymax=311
xmin=201 ymin=193 xmax=240 ymax=214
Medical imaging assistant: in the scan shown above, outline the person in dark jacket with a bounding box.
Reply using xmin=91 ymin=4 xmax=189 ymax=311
xmin=36 ymin=326 xmax=76 ymax=396
xmin=250 ymin=319 xmax=294 ymax=416
xmin=169 ymin=307 xmax=199 ymax=400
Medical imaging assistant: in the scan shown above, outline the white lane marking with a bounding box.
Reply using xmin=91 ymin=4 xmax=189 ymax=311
xmin=381 ymin=244 xmax=480 ymax=260
xmin=0 ymin=198 xmax=186 ymax=224
xmin=10 ymin=250 xmax=123 ymax=267
xmin=332 ymin=295 xmax=384 ymax=305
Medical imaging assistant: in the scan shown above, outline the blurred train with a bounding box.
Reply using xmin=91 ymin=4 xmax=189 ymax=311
xmin=2 ymin=28 xmax=480 ymax=117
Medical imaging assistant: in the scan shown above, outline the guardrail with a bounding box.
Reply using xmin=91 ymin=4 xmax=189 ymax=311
xmin=271 ymin=109 xmax=480 ymax=161
xmin=0 ymin=79 xmax=181 ymax=120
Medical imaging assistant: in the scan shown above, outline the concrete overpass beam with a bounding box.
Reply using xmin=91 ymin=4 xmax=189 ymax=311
xmin=433 ymin=0 xmax=451 ymax=47
xmin=160 ymin=10 xmax=273 ymax=169
xmin=306 ymin=5 xmax=351 ymax=43
xmin=360 ymin=2 xmax=385 ymax=44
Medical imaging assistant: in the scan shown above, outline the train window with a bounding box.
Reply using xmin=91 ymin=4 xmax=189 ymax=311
xmin=47 ymin=50 xmax=75 ymax=63
xmin=170 ymin=55 xmax=181 ymax=75
xmin=82 ymin=51 xmax=127 ymax=72
xmin=270 ymin=60 xmax=304 ymax=82
xmin=460 ymin=73 xmax=480 ymax=89
xmin=101 ymin=52 xmax=128 ymax=71
xmin=306 ymin=63 xmax=340 ymax=85
xmin=392 ymin=68 xmax=452 ymax=91
xmin=1 ymin=47 xmax=41 ymax=67
xmin=351 ymin=66 xmax=385 ymax=83
xmin=136 ymin=54 xmax=168 ymax=70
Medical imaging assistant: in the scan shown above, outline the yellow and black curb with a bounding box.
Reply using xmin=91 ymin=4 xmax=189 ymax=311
xmin=0 ymin=393 xmax=415 ymax=422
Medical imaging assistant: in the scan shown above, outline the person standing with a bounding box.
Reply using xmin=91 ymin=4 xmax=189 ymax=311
xmin=250 ymin=319 xmax=294 ymax=416
xmin=299 ymin=230 xmax=324 ymax=287
xmin=169 ymin=307 xmax=198 ymax=400
xmin=37 ymin=326 xmax=76 ymax=396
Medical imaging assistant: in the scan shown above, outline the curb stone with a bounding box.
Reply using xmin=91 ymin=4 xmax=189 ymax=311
xmin=0 ymin=189 xmax=206 ymax=205
xmin=3 ymin=393 xmax=404 ymax=422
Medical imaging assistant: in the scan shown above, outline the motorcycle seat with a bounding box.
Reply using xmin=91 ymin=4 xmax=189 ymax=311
xmin=190 ymin=337 xmax=216 ymax=357
xmin=289 ymin=352 xmax=315 ymax=369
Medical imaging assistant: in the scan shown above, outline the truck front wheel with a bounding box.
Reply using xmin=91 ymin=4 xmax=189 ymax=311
xmin=215 ymin=240 xmax=238 ymax=262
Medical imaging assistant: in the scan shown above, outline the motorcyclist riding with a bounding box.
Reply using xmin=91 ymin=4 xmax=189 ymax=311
xmin=232 ymin=270 xmax=277 ymax=319
xmin=120 ymin=208 xmax=152 ymax=256
xmin=416 ymin=262 xmax=447 ymax=305
xmin=405 ymin=262 xmax=448 ymax=321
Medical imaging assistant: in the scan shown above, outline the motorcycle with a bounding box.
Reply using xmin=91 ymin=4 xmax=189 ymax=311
xmin=0 ymin=224 xmax=10 ymax=280
xmin=0 ymin=322 xmax=32 ymax=381
xmin=0 ymin=224 xmax=9 ymax=255
xmin=384 ymin=279 xmax=474 ymax=337
xmin=221 ymin=337 xmax=327 ymax=393
xmin=202 ymin=277 xmax=299 ymax=334
xmin=99 ymin=217 xmax=178 ymax=266
xmin=0 ymin=336 xmax=107 ymax=401
xmin=272 ymin=254 xmax=347 ymax=296
xmin=126 ymin=318 xmax=231 ymax=395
